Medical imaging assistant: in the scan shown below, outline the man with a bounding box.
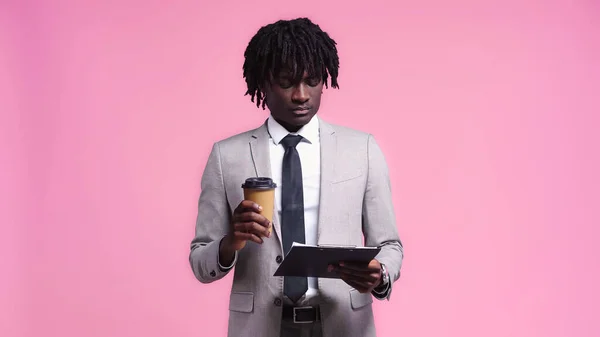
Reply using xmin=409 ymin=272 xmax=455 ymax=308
xmin=189 ymin=17 xmax=403 ymax=337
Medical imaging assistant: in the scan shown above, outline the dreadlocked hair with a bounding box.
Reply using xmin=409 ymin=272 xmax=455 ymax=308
xmin=242 ymin=17 xmax=340 ymax=109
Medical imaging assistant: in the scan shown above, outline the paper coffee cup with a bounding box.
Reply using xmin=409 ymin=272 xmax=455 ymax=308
xmin=242 ymin=177 xmax=277 ymax=233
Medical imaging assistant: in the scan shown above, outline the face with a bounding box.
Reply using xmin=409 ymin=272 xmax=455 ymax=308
xmin=262 ymin=70 xmax=324 ymax=132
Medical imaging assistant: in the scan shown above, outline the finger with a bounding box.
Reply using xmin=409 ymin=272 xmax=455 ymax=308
xmin=338 ymin=261 xmax=380 ymax=272
xmin=338 ymin=272 xmax=377 ymax=285
xmin=341 ymin=276 xmax=370 ymax=293
xmin=234 ymin=221 xmax=271 ymax=238
xmin=233 ymin=231 xmax=263 ymax=245
xmin=235 ymin=211 xmax=270 ymax=228
xmin=234 ymin=200 xmax=263 ymax=214
xmin=243 ymin=221 xmax=270 ymax=238
xmin=334 ymin=267 xmax=379 ymax=283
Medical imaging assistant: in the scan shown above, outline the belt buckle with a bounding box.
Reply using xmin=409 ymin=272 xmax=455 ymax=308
xmin=293 ymin=306 xmax=314 ymax=324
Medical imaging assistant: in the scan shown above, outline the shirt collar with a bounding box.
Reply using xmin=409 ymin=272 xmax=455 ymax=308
xmin=267 ymin=114 xmax=320 ymax=145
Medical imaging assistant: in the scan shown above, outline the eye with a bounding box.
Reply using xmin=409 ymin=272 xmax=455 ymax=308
xmin=306 ymin=77 xmax=320 ymax=87
xmin=276 ymin=77 xmax=293 ymax=89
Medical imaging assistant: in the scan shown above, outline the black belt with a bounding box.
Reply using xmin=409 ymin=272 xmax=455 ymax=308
xmin=282 ymin=305 xmax=320 ymax=323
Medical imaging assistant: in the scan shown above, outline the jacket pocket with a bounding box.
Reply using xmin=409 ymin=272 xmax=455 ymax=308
xmin=349 ymin=288 xmax=373 ymax=310
xmin=229 ymin=291 xmax=254 ymax=313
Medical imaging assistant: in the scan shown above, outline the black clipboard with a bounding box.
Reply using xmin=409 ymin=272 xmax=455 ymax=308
xmin=273 ymin=242 xmax=381 ymax=279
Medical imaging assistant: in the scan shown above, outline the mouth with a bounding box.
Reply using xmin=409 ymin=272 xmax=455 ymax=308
xmin=291 ymin=107 xmax=311 ymax=115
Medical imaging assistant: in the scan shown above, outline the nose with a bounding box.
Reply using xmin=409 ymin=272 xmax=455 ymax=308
xmin=291 ymin=83 xmax=309 ymax=103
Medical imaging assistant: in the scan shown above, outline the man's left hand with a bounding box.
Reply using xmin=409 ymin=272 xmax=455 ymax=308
xmin=331 ymin=259 xmax=382 ymax=293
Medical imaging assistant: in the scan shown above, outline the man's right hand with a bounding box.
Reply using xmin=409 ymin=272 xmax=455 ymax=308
xmin=219 ymin=200 xmax=272 ymax=265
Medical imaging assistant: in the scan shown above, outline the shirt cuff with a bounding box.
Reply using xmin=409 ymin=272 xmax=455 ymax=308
xmin=371 ymin=279 xmax=390 ymax=300
xmin=217 ymin=238 xmax=238 ymax=271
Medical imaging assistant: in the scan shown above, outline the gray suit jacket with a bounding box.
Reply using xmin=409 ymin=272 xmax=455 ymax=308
xmin=189 ymin=117 xmax=403 ymax=337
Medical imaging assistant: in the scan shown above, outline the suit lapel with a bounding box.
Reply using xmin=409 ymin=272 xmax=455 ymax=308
xmin=249 ymin=121 xmax=283 ymax=249
xmin=249 ymin=121 xmax=271 ymax=178
xmin=317 ymin=119 xmax=337 ymax=243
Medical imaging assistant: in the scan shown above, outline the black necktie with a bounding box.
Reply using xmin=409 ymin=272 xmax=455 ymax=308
xmin=280 ymin=134 xmax=308 ymax=303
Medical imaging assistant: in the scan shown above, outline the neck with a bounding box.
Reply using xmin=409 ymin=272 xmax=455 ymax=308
xmin=274 ymin=118 xmax=304 ymax=133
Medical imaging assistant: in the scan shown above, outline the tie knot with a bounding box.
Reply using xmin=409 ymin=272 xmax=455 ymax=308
xmin=280 ymin=134 xmax=303 ymax=149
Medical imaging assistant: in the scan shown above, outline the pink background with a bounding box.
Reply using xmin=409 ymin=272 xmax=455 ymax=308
xmin=2 ymin=0 xmax=599 ymax=336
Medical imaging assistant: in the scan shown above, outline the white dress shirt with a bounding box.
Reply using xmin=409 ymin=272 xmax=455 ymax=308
xmin=267 ymin=114 xmax=321 ymax=300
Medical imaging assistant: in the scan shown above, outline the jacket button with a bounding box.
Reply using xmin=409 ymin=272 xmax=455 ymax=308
xmin=276 ymin=255 xmax=283 ymax=263
xmin=274 ymin=298 xmax=282 ymax=306
xmin=210 ymin=270 xmax=216 ymax=277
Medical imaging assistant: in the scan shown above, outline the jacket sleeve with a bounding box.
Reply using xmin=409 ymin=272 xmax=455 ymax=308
xmin=362 ymin=134 xmax=404 ymax=300
xmin=189 ymin=142 xmax=235 ymax=283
